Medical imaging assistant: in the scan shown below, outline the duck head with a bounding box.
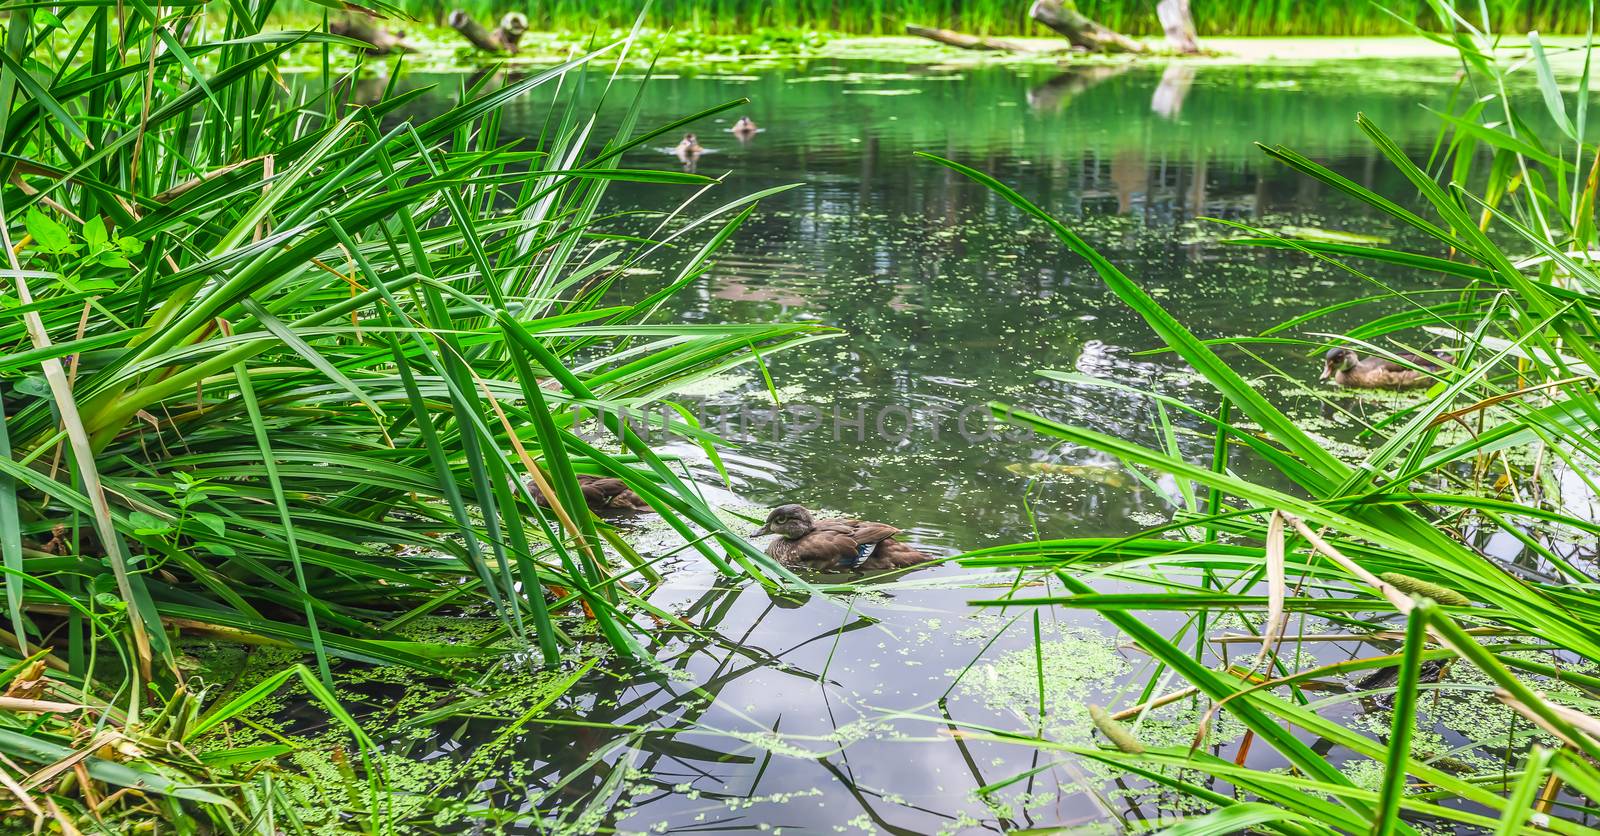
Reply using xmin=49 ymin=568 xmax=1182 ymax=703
xmin=733 ymin=116 xmax=757 ymax=132
xmin=1321 ymin=347 xmax=1357 ymax=381
xmin=755 ymin=504 xmax=814 ymax=540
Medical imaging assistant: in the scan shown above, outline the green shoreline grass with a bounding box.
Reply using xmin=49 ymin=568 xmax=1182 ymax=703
xmin=288 ymin=27 xmax=1565 ymax=71
xmin=278 ymin=0 xmax=1590 ymax=38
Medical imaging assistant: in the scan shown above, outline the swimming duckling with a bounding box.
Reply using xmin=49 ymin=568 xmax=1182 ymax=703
xmin=755 ymin=504 xmax=931 ymax=571
xmin=1321 ymin=347 xmax=1450 ymax=390
xmin=731 ymin=116 xmax=758 ymax=136
xmin=532 ymin=474 xmax=650 ymax=516
xmin=675 ymin=133 xmax=703 ymax=157
xmin=674 ymin=133 xmax=703 ymax=171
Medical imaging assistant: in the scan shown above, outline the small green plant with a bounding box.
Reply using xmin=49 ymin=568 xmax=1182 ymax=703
xmin=126 ymin=473 xmax=238 ymax=558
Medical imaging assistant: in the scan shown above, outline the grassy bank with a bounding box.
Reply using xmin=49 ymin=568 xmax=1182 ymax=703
xmin=278 ymin=0 xmax=1588 ymax=38
xmin=272 ymin=27 xmax=1526 ymax=74
xmin=273 ymin=20 xmax=1584 ymax=71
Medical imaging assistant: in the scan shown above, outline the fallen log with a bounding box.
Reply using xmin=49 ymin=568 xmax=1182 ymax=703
xmin=904 ymin=24 xmax=1054 ymax=53
xmin=330 ymin=16 xmax=416 ymax=54
xmin=448 ymin=10 xmax=529 ymax=54
xmin=1156 ymin=0 xmax=1201 ymax=54
xmin=494 ymin=12 xmax=529 ymax=52
xmin=1028 ymin=0 xmax=1145 ymax=53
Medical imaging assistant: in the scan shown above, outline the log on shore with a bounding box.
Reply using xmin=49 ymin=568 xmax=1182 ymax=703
xmin=1028 ymin=0 xmax=1145 ymax=54
xmin=1156 ymin=0 xmax=1201 ymax=54
xmin=448 ymin=10 xmax=529 ymax=54
xmin=495 ymin=12 xmax=528 ymax=51
xmin=330 ymin=16 xmax=417 ymax=54
xmin=904 ymin=24 xmax=1054 ymax=53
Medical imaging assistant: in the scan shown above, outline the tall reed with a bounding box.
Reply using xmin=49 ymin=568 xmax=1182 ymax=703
xmin=0 ymin=1 xmax=810 ymax=828
xmin=935 ymin=0 xmax=1600 ymax=829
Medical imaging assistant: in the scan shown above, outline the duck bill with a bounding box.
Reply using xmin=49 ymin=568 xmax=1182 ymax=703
xmin=754 ymin=524 xmax=772 ymax=537
xmin=1319 ymin=363 xmax=1335 ymax=382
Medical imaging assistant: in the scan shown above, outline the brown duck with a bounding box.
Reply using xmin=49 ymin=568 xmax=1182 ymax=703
xmin=1321 ymin=347 xmax=1450 ymax=390
xmin=533 ymin=474 xmax=650 ymax=516
xmin=755 ymin=504 xmax=931 ymax=571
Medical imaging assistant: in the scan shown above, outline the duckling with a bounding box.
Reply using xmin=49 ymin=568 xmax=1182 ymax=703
xmin=674 ymin=133 xmax=703 ymax=157
xmin=531 ymin=474 xmax=650 ymax=516
xmin=755 ymin=504 xmax=931 ymax=571
xmin=1321 ymin=347 xmax=1450 ymax=390
xmin=731 ymin=116 xmax=758 ymax=136
xmin=673 ymin=133 xmax=703 ymax=172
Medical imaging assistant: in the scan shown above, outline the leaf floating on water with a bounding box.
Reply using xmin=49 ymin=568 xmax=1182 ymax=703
xmin=1088 ymin=704 xmax=1145 ymax=754
xmin=840 ymin=89 xmax=923 ymax=96
xmin=1276 ymin=225 xmax=1391 ymax=245
xmin=1378 ymin=572 xmax=1471 ymax=607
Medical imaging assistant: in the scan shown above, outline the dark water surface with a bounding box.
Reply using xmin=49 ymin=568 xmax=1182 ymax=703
xmin=372 ymin=59 xmax=1479 ymax=832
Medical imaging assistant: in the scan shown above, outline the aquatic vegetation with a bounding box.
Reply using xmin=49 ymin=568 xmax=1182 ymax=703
xmin=276 ymin=21 xmax=835 ymax=66
xmin=950 ymin=628 xmax=1127 ymax=738
xmin=935 ymin=3 xmax=1600 ymax=831
xmin=8 ymin=0 xmax=1600 ymax=831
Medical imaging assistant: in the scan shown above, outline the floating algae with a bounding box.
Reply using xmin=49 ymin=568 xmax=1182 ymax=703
xmin=951 ymin=629 xmax=1128 ymax=743
xmin=1004 ymin=461 xmax=1137 ymax=489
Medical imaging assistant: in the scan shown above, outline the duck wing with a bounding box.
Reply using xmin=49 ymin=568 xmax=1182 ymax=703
xmin=529 ymin=474 xmax=648 ymax=515
xmin=1366 ymin=352 xmax=1446 ymax=372
xmin=829 ymin=519 xmax=902 ymax=546
xmin=769 ymin=522 xmax=862 ymax=568
xmin=580 ymin=476 xmax=649 ymax=514
xmin=826 ymin=519 xmax=931 ymax=570
xmin=858 ymin=538 xmax=932 ymax=570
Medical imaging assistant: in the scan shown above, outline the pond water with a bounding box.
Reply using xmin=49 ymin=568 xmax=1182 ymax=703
xmin=357 ymin=58 xmax=1496 ymax=832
